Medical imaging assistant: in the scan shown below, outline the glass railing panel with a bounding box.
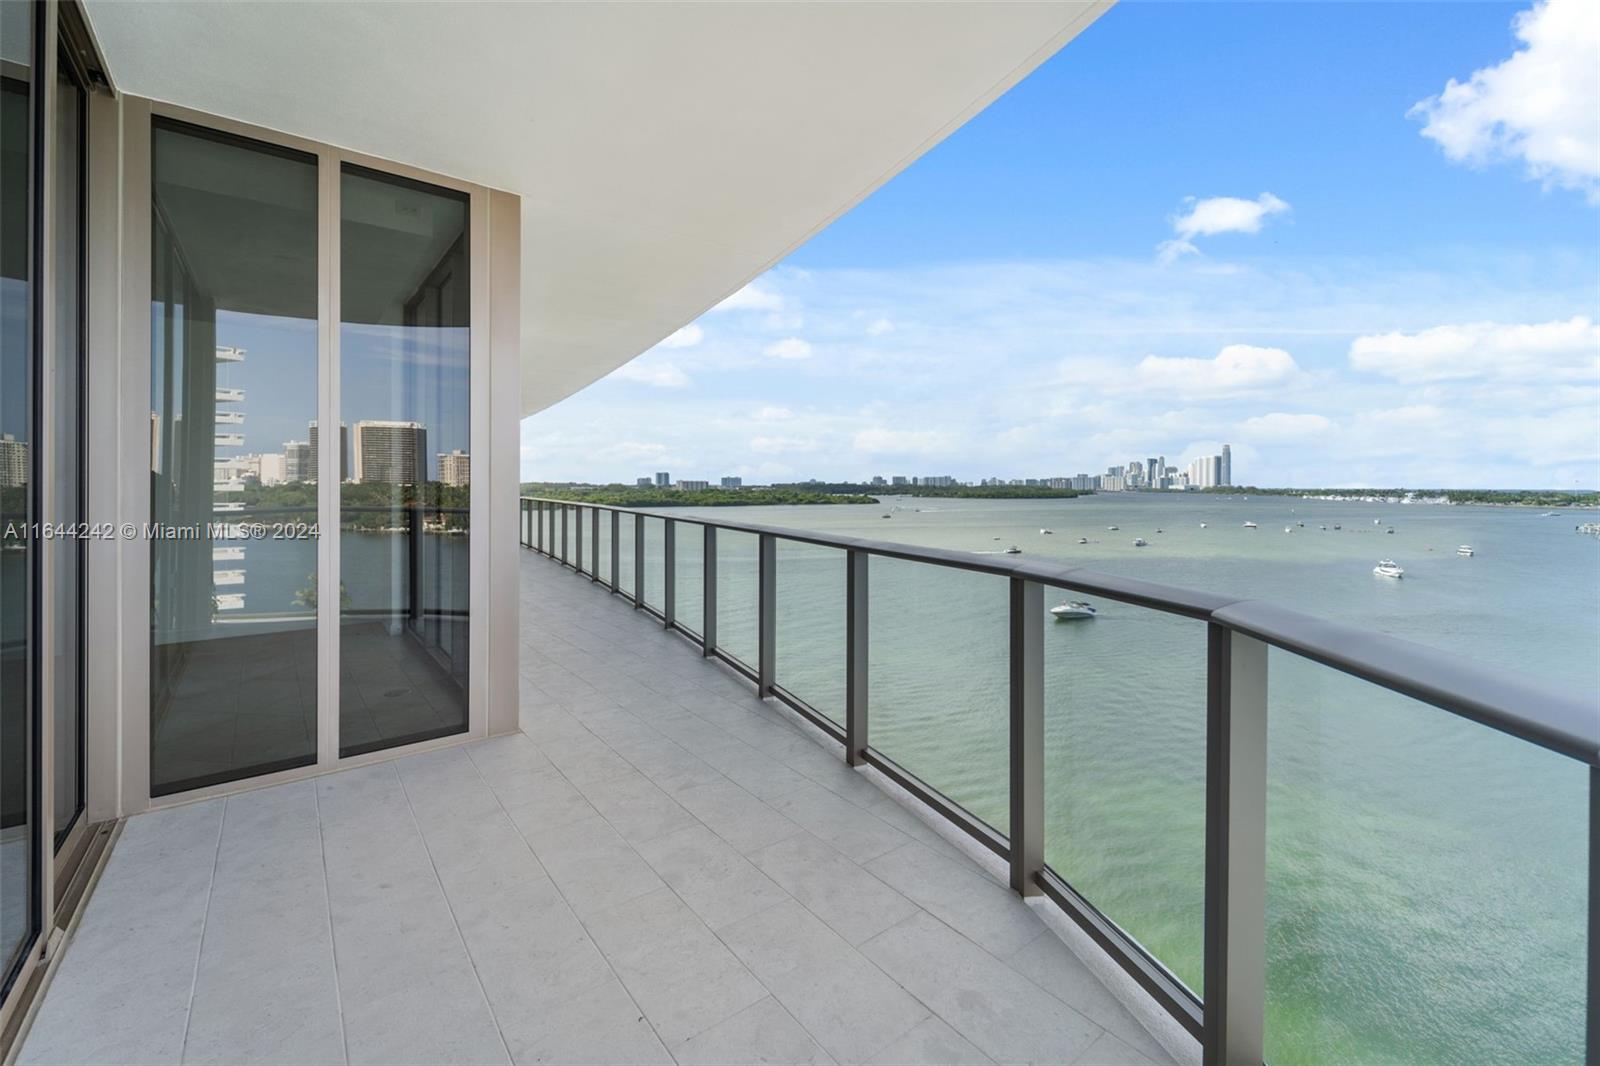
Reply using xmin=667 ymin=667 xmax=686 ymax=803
xmin=616 ymin=513 xmax=635 ymax=597
xmin=1042 ymin=598 xmax=1206 ymax=996
xmin=560 ymin=506 xmax=574 ymax=567
xmin=775 ymin=541 xmax=845 ymax=723
xmin=674 ymin=521 xmax=703 ymax=636
xmin=868 ymin=557 xmax=1008 ymax=834
xmin=1264 ymin=649 xmax=1586 ymax=1065
xmin=641 ymin=515 xmax=665 ymax=612
xmin=714 ymin=529 xmax=759 ymax=671
xmin=594 ymin=508 xmax=611 ymax=585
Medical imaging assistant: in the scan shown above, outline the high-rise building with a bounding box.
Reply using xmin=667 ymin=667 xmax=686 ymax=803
xmin=283 ymin=440 xmax=312 ymax=482
xmin=438 ymin=450 xmax=470 ymax=487
xmin=1221 ymin=444 xmax=1232 ymax=486
xmin=678 ymin=480 xmax=709 ymax=491
xmin=720 ymin=476 xmax=742 ymax=489
xmin=654 ymin=471 xmax=670 ymax=487
xmin=309 ymin=420 xmax=348 ymax=482
xmin=636 ymin=477 xmax=652 ymax=487
xmin=0 ymin=433 xmax=30 ymax=488
xmin=258 ymin=452 xmax=287 ymax=486
xmin=354 ymin=420 xmax=427 ymax=485
xmin=891 ymin=476 xmax=908 ymax=486
xmin=1146 ymin=457 xmax=1159 ymax=488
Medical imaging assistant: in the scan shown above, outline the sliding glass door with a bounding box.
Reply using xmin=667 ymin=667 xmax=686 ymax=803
xmin=148 ymin=120 xmax=320 ymax=796
xmin=338 ymin=166 xmax=470 ymax=757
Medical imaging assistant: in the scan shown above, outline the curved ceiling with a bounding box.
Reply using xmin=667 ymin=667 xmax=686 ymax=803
xmin=84 ymin=1 xmax=1112 ymax=416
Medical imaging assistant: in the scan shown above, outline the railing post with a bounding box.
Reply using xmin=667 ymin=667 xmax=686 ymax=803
xmin=408 ymin=504 xmax=423 ymax=624
xmin=610 ymin=510 xmax=620 ymax=594
xmin=575 ymin=506 xmax=584 ymax=574
xmin=1589 ymin=765 xmax=1598 ymax=1066
xmin=663 ymin=519 xmax=676 ymax=628
xmin=633 ymin=513 xmax=645 ymax=609
xmin=535 ymin=500 xmax=543 ymax=553
xmin=846 ymin=549 xmax=868 ymax=766
xmin=1203 ymin=624 xmax=1268 ymax=1066
xmin=702 ymin=524 xmax=717 ymax=657
xmin=591 ymin=507 xmax=601 ymax=583
xmin=758 ymin=532 xmax=776 ymax=695
xmin=1008 ymin=577 xmax=1043 ymax=896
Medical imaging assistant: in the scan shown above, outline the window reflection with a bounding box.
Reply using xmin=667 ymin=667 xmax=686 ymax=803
xmin=338 ymin=166 xmax=469 ymax=756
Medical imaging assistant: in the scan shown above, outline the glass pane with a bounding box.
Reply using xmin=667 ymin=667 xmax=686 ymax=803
xmin=51 ymin=57 xmax=84 ymax=846
xmin=149 ymin=120 xmax=319 ymax=795
xmin=594 ymin=507 xmax=611 ymax=585
xmin=641 ymin=515 xmax=664 ymax=612
xmin=339 ymin=165 xmax=469 ymax=757
xmin=1043 ymin=602 xmax=1206 ymax=996
xmin=560 ymin=505 xmax=573 ymax=567
xmin=673 ymin=521 xmax=702 ymax=636
xmin=616 ymin=512 xmax=634 ymax=596
xmin=868 ymin=558 xmax=1008 ymax=833
xmin=1 ymin=0 xmax=36 ymax=986
xmin=1264 ymin=651 xmax=1586 ymax=1064
xmin=775 ymin=541 xmax=844 ymax=723
xmin=714 ymin=529 xmax=758 ymax=671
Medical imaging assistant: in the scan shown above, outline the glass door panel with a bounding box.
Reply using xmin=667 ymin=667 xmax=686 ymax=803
xmin=338 ymin=165 xmax=469 ymax=757
xmin=149 ymin=120 xmax=320 ymax=796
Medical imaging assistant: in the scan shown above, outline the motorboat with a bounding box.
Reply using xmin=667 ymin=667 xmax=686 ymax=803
xmin=1199 ymin=522 xmax=1207 ymax=528
xmin=1385 ymin=527 xmax=1395 ymax=534
xmin=1373 ymin=560 xmax=1404 ymax=578
xmin=1155 ymin=528 xmax=1163 ymax=534
xmin=1373 ymin=518 xmax=1382 ymax=525
xmin=1243 ymin=521 xmax=1258 ymax=529
xmin=1132 ymin=537 xmax=1148 ymax=547
xmin=1333 ymin=524 xmax=1342 ymax=530
xmin=881 ymin=514 xmax=892 ymax=519
xmin=1040 ymin=528 xmax=1054 ymax=535
xmin=1107 ymin=525 xmax=1119 ymax=531
xmin=1003 ymin=545 xmax=1022 ymax=554
xmin=1284 ymin=526 xmax=1293 ymax=533
xmin=1050 ymin=600 xmax=1097 ymax=620
xmin=1457 ymin=545 xmax=1474 ymax=556
xmin=1297 ymin=521 xmax=1304 ymax=527
xmin=1077 ymin=537 xmax=1088 ymax=545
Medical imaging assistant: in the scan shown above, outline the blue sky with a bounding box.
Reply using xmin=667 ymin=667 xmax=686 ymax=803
xmin=522 ymin=0 xmax=1600 ymax=489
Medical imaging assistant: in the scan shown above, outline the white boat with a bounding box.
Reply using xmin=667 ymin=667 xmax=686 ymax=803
xmin=1243 ymin=521 xmax=1257 ymax=529
xmin=1284 ymin=526 xmax=1293 ymax=533
xmin=1199 ymin=522 xmax=1207 ymax=528
xmin=1373 ymin=518 xmax=1382 ymax=525
xmin=1373 ymin=560 xmax=1404 ymax=578
xmin=1107 ymin=525 xmax=1119 ymax=531
xmin=1003 ymin=545 xmax=1022 ymax=554
xmin=1050 ymin=601 xmax=1096 ymax=620
xmin=1456 ymin=545 xmax=1474 ymax=556
xmin=1077 ymin=537 xmax=1088 ymax=545
xmin=1385 ymin=527 xmax=1395 ymax=534
xmin=1132 ymin=537 xmax=1147 ymax=547
xmin=1040 ymin=528 xmax=1053 ymax=535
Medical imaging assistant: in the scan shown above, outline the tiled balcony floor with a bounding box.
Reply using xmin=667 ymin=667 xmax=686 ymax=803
xmin=20 ymin=551 xmax=1175 ymax=1066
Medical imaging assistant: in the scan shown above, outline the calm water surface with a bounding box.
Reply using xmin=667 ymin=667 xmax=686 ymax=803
xmin=627 ymin=494 xmax=1596 ymax=1066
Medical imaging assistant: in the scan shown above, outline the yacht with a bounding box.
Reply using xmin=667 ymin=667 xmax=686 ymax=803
xmin=1457 ymin=545 xmax=1474 ymax=556
xmin=1051 ymin=600 xmax=1097 ymax=620
xmin=1003 ymin=545 xmax=1022 ymax=554
xmin=1243 ymin=521 xmax=1258 ymax=529
xmin=1373 ymin=560 xmax=1404 ymax=578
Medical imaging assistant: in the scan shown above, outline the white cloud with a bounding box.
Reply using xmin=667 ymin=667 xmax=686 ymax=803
xmin=658 ymin=323 xmax=703 ymax=349
xmin=1136 ymin=344 xmax=1300 ymax=395
xmin=1410 ymin=0 xmax=1600 ymax=202
xmin=1348 ymin=315 xmax=1600 ymax=382
xmin=851 ymin=428 xmax=950 ymax=456
xmin=754 ymin=405 xmax=793 ymax=422
xmin=763 ymin=337 xmax=813 ymax=360
xmin=1238 ymin=412 xmax=1334 ymax=440
xmin=1158 ymin=193 xmax=1290 ymax=262
xmin=750 ymin=435 xmax=818 ymax=454
xmin=611 ymin=359 xmax=689 ymax=388
xmin=713 ymin=281 xmax=785 ymax=312
xmin=867 ymin=317 xmax=894 ymax=336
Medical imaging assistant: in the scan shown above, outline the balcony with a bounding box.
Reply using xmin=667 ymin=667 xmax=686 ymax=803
xmin=17 ymin=546 xmax=1174 ymax=1066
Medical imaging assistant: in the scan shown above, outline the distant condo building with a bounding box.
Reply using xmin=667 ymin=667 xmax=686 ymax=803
xmin=1221 ymin=444 xmax=1232 ymax=487
xmin=0 ymin=433 xmax=29 ymax=488
xmin=258 ymin=452 xmax=287 ymax=486
xmin=678 ymin=480 xmax=709 ymax=491
xmin=636 ymin=477 xmax=652 ymax=487
xmin=354 ymin=420 xmax=427 ymax=485
xmin=284 ymin=440 xmax=312 ymax=482
xmin=720 ymin=476 xmax=742 ymax=489
xmin=309 ymin=420 xmax=348 ymax=482
xmin=654 ymin=471 xmax=670 ymax=487
xmin=439 ymin=449 xmax=470 ymax=487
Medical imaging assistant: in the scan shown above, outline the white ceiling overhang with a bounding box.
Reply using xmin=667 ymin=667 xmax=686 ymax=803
xmin=84 ymin=1 xmax=1112 ymax=416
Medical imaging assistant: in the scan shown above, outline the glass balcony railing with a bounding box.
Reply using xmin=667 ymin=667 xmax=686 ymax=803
xmin=517 ymin=496 xmax=1597 ymax=1065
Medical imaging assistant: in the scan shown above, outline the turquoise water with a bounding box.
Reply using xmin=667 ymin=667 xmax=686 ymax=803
xmin=627 ymin=494 xmax=1595 ymax=1065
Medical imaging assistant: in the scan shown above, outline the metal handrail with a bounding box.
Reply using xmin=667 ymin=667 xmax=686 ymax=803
xmin=518 ymin=495 xmax=1597 ymax=1064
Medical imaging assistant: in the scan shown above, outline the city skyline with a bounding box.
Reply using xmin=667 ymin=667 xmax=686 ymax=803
xmin=518 ymin=0 xmax=1599 ymax=491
